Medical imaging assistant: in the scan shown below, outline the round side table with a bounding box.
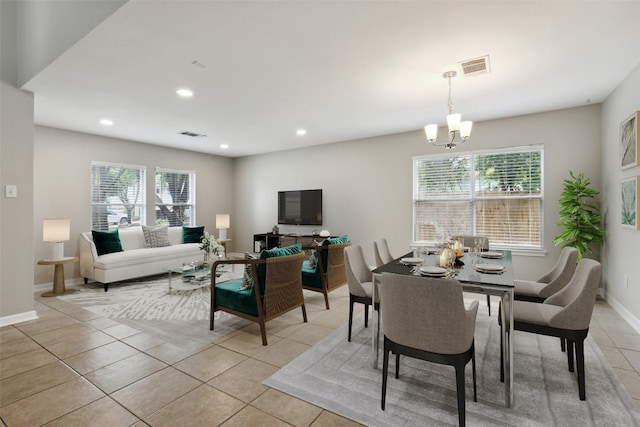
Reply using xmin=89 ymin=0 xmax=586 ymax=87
xmin=37 ymin=257 xmax=79 ymax=297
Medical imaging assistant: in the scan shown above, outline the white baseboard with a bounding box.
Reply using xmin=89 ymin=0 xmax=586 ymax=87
xmin=0 ymin=310 xmax=38 ymax=327
xmin=605 ymin=293 xmax=640 ymax=335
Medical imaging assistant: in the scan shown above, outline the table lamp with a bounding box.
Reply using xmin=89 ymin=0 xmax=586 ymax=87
xmin=43 ymin=219 xmax=70 ymax=260
xmin=216 ymin=214 xmax=230 ymax=240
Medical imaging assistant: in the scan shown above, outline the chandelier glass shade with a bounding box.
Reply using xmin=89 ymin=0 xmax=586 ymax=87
xmin=425 ymin=71 xmax=472 ymax=149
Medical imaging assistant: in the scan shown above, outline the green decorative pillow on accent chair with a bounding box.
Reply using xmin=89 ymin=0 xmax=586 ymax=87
xmin=91 ymin=229 xmax=123 ymax=256
xmin=182 ymin=226 xmax=205 ymax=243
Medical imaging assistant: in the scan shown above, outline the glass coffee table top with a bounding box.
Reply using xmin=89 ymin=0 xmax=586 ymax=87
xmin=164 ymin=262 xmax=242 ymax=292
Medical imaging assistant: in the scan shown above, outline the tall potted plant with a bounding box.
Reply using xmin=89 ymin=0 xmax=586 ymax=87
xmin=553 ymin=171 xmax=605 ymax=260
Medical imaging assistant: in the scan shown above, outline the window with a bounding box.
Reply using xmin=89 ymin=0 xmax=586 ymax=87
xmin=155 ymin=168 xmax=196 ymax=226
xmin=413 ymin=145 xmax=543 ymax=250
xmin=91 ymin=162 xmax=146 ymax=230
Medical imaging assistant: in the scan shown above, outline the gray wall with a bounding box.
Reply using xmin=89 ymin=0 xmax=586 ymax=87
xmin=233 ymin=105 xmax=602 ymax=284
xmin=601 ymin=63 xmax=640 ymax=330
xmin=32 ymin=126 xmax=235 ymax=285
xmin=0 ymin=83 xmax=36 ymax=322
xmin=1 ymin=0 xmax=37 ymax=323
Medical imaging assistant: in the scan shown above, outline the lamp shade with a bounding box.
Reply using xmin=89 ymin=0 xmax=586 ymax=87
xmin=43 ymin=219 xmax=70 ymax=242
xmin=460 ymin=121 xmax=473 ymax=139
xmin=424 ymin=124 xmax=438 ymax=142
xmin=447 ymin=113 xmax=461 ymax=132
xmin=216 ymin=214 xmax=230 ymax=229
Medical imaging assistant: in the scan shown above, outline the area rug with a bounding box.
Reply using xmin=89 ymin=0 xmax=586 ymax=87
xmin=264 ymin=308 xmax=640 ymax=426
xmin=58 ymin=272 xmax=250 ymax=347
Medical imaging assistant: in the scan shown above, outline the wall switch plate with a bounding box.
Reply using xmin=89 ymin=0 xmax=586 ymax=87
xmin=5 ymin=185 xmax=17 ymax=198
xmin=624 ymin=275 xmax=629 ymax=288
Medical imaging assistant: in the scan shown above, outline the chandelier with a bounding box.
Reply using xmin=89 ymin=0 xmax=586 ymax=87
xmin=424 ymin=70 xmax=472 ymax=149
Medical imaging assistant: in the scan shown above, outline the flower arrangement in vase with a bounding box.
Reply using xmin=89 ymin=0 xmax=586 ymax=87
xmin=200 ymin=234 xmax=223 ymax=265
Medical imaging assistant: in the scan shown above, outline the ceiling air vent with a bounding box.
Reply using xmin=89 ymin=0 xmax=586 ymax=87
xmin=179 ymin=131 xmax=207 ymax=138
xmin=459 ymin=56 xmax=490 ymax=77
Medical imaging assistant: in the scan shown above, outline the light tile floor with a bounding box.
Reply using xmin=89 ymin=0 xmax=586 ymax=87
xmin=1 ymin=286 xmax=639 ymax=426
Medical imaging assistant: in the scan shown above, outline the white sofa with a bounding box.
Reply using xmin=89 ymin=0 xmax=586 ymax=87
xmin=79 ymin=226 xmax=204 ymax=291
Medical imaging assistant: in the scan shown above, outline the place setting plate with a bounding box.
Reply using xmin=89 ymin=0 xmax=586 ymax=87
xmin=418 ymin=266 xmax=449 ymax=277
xmin=479 ymin=251 xmax=504 ymax=259
xmin=474 ymin=263 xmax=505 ymax=274
xmin=400 ymin=257 xmax=423 ymax=265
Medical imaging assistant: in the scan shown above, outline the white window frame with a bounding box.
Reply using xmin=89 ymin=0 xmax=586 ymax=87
xmin=91 ymin=161 xmax=146 ymax=230
xmin=155 ymin=167 xmax=196 ymax=227
xmin=412 ymin=145 xmax=544 ymax=251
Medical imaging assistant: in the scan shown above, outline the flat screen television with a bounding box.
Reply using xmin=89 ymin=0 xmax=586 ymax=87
xmin=278 ymin=189 xmax=323 ymax=225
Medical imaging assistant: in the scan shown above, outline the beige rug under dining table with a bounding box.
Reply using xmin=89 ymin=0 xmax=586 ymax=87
xmin=372 ymin=249 xmax=515 ymax=407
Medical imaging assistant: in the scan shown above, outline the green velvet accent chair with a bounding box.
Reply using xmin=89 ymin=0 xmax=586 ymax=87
xmin=210 ymin=251 xmax=306 ymax=345
xmin=302 ymin=240 xmax=351 ymax=309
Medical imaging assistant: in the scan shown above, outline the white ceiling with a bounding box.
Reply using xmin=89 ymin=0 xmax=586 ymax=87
xmin=23 ymin=1 xmax=640 ymax=158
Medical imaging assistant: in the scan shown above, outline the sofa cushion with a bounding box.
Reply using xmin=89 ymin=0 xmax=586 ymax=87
xmin=93 ymin=244 xmax=201 ymax=270
xmin=183 ymin=226 xmax=205 ymax=243
xmin=92 ymin=229 xmax=123 ymax=256
xmin=215 ymin=278 xmax=258 ymax=316
xmin=142 ymin=225 xmax=170 ymax=248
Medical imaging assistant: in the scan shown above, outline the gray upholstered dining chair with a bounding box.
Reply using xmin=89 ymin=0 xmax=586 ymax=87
xmin=513 ymin=246 xmax=579 ymax=302
xmin=513 ymin=246 xmax=579 ymax=352
xmin=344 ymin=245 xmax=379 ymax=341
xmin=380 ymin=273 xmax=478 ymax=426
xmin=452 ymin=235 xmax=491 ymax=316
xmin=373 ymin=238 xmax=394 ymax=268
xmin=500 ymin=258 xmax=601 ymax=400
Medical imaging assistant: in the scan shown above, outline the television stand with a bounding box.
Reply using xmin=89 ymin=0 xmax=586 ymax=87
xmin=253 ymin=232 xmax=329 ymax=252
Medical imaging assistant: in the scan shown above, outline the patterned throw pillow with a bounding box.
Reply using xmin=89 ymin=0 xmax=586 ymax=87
xmin=307 ymin=239 xmax=322 ymax=270
xmin=240 ymin=252 xmax=256 ymax=291
xmin=142 ymin=225 xmax=170 ymax=248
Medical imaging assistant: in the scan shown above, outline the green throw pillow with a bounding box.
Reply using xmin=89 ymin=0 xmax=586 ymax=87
xmin=182 ymin=226 xmax=205 ymax=243
xmin=259 ymin=243 xmax=302 ymax=259
xmin=323 ymin=234 xmax=349 ymax=245
xmin=92 ymin=229 xmax=123 ymax=256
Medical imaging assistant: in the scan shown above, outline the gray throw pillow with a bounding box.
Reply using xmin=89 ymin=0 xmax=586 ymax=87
xmin=240 ymin=252 xmax=256 ymax=290
xmin=142 ymin=225 xmax=170 ymax=248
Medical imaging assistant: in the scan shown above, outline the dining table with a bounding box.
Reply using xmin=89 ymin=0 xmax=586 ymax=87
xmin=371 ymin=248 xmax=515 ymax=408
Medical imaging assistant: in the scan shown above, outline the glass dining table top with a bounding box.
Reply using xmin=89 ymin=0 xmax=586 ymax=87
xmin=372 ymin=249 xmax=515 ymax=290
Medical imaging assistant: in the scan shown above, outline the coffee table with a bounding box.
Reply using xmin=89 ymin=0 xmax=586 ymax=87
xmin=164 ymin=262 xmax=242 ymax=292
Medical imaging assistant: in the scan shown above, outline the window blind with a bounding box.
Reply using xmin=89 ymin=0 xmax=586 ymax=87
xmin=91 ymin=162 xmax=146 ymax=230
xmin=413 ymin=145 xmax=544 ymax=249
xmin=155 ymin=167 xmax=196 ymax=227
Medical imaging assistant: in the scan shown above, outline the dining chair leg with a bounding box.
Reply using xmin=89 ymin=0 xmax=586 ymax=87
xmin=576 ymin=338 xmax=586 ymax=400
xmin=395 ymin=353 xmax=400 ymax=379
xmin=381 ymin=344 xmax=389 ymax=410
xmin=472 ymin=343 xmax=477 ymax=402
xmin=364 ymin=303 xmax=369 ymax=328
xmin=455 ymin=363 xmax=466 ymax=427
xmin=348 ymin=297 xmax=354 ymax=342
xmin=487 ymin=295 xmax=491 ymax=316
xmin=567 ymin=339 xmax=575 ymax=372
xmin=561 ymin=337 xmax=566 ymax=352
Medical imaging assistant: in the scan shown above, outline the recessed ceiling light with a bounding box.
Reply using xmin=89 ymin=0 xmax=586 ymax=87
xmin=296 ymin=129 xmax=307 ymax=136
xmin=220 ymin=144 xmax=229 ymax=149
xmin=176 ymin=89 xmax=193 ymax=97
xmin=99 ymin=119 xmax=113 ymax=126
